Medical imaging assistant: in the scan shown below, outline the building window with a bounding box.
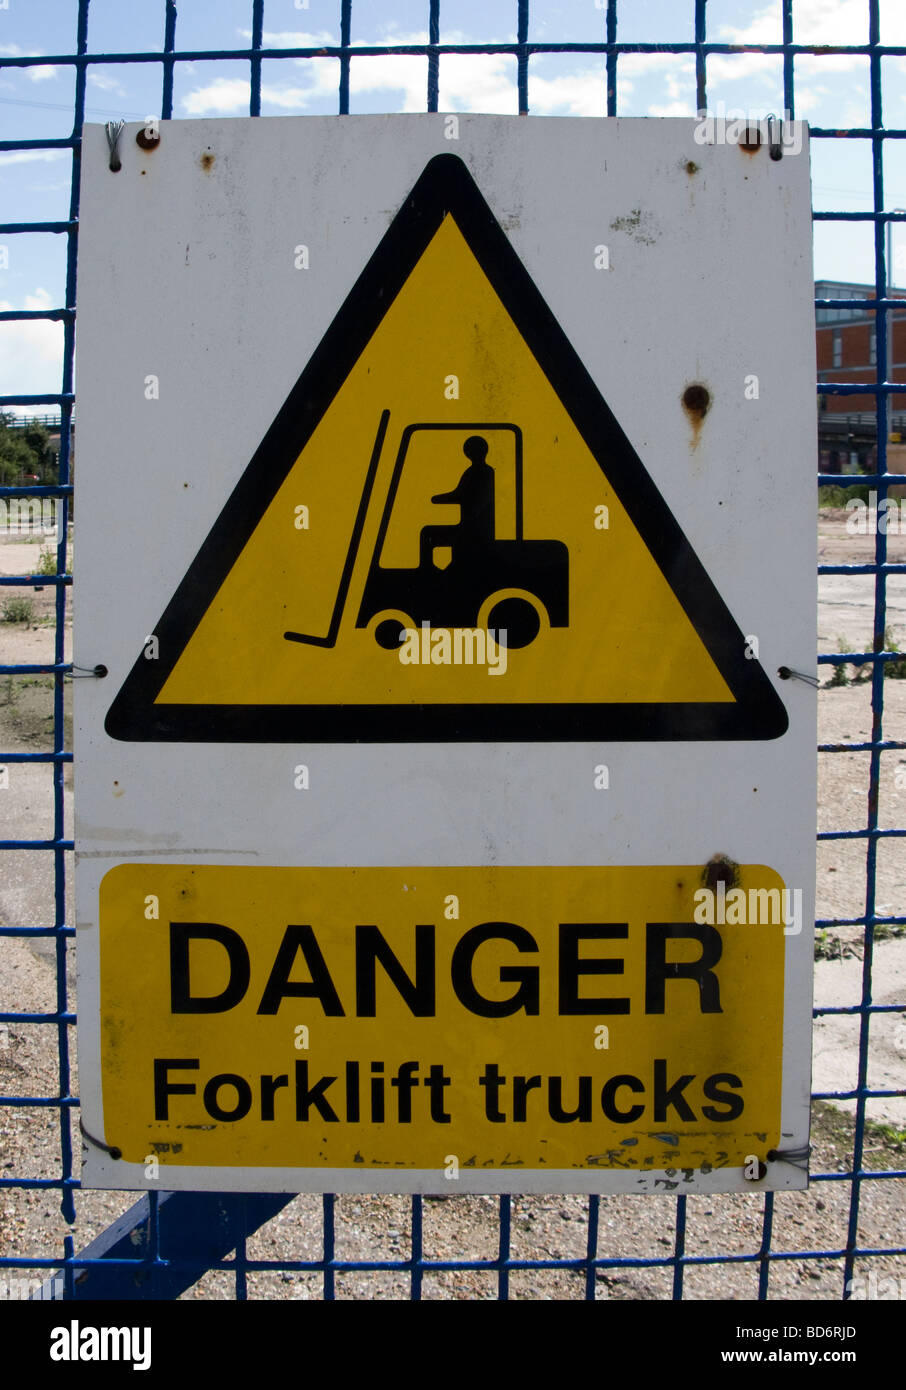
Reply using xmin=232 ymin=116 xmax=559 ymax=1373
xmin=870 ymin=329 xmax=877 ymax=365
xmin=833 ymin=331 xmax=842 ymax=368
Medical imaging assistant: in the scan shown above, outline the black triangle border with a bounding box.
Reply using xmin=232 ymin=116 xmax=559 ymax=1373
xmin=105 ymin=152 xmax=787 ymax=744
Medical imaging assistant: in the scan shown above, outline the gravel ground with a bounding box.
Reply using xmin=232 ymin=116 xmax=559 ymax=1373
xmin=0 ymin=517 xmax=904 ymax=1300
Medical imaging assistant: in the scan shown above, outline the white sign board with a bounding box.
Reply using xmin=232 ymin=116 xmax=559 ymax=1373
xmin=75 ymin=115 xmax=816 ymax=1193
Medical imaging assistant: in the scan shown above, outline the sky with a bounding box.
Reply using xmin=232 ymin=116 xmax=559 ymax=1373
xmin=1 ymin=0 xmax=906 ymax=404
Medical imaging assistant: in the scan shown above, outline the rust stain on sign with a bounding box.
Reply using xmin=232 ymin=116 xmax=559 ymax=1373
xmin=682 ymin=382 xmax=711 ymax=447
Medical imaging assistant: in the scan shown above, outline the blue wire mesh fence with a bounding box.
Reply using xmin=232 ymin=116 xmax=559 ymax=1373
xmin=0 ymin=0 xmax=903 ymax=1301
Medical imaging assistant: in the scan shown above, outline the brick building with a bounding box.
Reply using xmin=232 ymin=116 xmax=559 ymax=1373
xmin=816 ymin=280 xmax=906 ymax=472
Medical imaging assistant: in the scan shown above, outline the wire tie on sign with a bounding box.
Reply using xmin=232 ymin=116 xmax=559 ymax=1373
xmin=70 ymin=664 xmax=108 ymax=679
xmin=79 ymin=1119 xmax=122 ymax=1161
xmin=777 ymin=666 xmax=819 ymax=688
xmin=767 ymin=1144 xmax=811 ymax=1170
xmin=105 ymin=120 xmax=125 ymax=172
xmin=766 ymin=113 xmax=784 ymax=161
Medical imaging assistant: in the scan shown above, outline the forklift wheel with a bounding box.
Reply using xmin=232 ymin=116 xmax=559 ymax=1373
xmin=485 ymin=596 xmax=541 ymax=649
xmin=374 ymin=618 xmax=409 ymax=650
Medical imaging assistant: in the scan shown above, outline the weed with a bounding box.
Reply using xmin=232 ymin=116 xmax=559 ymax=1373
xmin=818 ymin=483 xmax=872 ymax=508
xmin=827 ymin=637 xmax=852 ymax=687
xmin=814 ymin=929 xmax=845 ymax=961
xmin=15 ymin=676 xmax=53 ymax=690
xmin=35 ymin=546 xmax=57 ymax=577
xmin=1 ymin=596 xmax=34 ymax=625
xmin=884 ymin=628 xmax=906 ymax=680
xmin=815 ymin=922 xmax=904 ymax=960
xmin=864 ymin=1118 xmax=906 ymax=1153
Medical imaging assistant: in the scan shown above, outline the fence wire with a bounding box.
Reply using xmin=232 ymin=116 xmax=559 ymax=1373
xmin=0 ymin=0 xmax=904 ymax=1301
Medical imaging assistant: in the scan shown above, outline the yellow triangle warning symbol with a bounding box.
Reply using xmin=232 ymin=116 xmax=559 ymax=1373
xmin=106 ymin=155 xmax=787 ymax=743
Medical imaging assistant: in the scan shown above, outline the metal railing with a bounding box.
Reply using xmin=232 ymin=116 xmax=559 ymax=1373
xmin=0 ymin=0 xmax=903 ymax=1301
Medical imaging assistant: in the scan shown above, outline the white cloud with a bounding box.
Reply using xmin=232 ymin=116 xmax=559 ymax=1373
xmin=706 ymin=52 xmax=782 ymax=88
xmin=185 ymin=27 xmax=658 ymax=118
xmin=438 ymin=55 xmax=517 ymax=114
xmin=349 ymin=55 xmax=425 ymax=112
xmin=715 ymin=5 xmax=782 ymax=44
xmin=22 ymin=289 xmax=54 ymax=312
xmin=184 ymin=35 xmax=521 ymax=116
xmin=791 ymin=0 xmax=871 ymax=44
xmin=699 ymin=2 xmax=880 ymax=113
xmin=88 ymin=72 xmax=125 ymax=93
xmin=239 ymin=28 xmax=338 ymax=48
xmin=648 ymin=101 xmax=698 ymax=118
xmin=0 ymin=289 xmax=64 ymax=397
xmin=184 ymin=54 xmax=614 ymax=118
xmin=794 ymin=84 xmax=829 ymax=113
xmin=182 ymin=78 xmax=252 ymax=116
xmin=528 ymin=68 xmax=609 ymax=118
xmin=182 ymin=14 xmax=884 ymax=127
xmin=715 ymin=0 xmax=875 ymax=74
xmin=796 ymin=52 xmax=871 ymax=80
xmin=0 ymin=46 xmax=57 ymax=81
xmin=613 ymin=53 xmax=693 ymax=116
xmin=718 ymin=0 xmax=864 ymax=46
xmin=182 ymin=50 xmax=339 ymax=115
xmin=265 ymin=82 xmax=334 ymax=110
xmin=0 ymin=150 xmax=66 ymax=167
xmin=0 ymin=46 xmax=57 ymax=82
xmin=352 ymin=32 xmax=509 ymax=114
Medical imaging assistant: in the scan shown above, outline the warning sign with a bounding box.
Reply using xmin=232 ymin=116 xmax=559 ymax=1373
xmin=104 ymin=154 xmax=786 ymax=743
xmin=75 ymin=114 xmax=817 ymax=1195
xmin=99 ymin=864 xmax=787 ymax=1181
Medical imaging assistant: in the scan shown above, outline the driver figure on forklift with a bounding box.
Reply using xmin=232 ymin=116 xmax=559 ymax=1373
xmin=420 ymin=434 xmax=496 ymax=566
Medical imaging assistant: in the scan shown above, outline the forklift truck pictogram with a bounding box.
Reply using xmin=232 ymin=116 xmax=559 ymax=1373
xmin=285 ymin=414 xmax=569 ymax=651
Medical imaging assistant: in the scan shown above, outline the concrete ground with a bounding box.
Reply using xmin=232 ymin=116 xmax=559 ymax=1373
xmin=0 ymin=515 xmax=903 ymax=1299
